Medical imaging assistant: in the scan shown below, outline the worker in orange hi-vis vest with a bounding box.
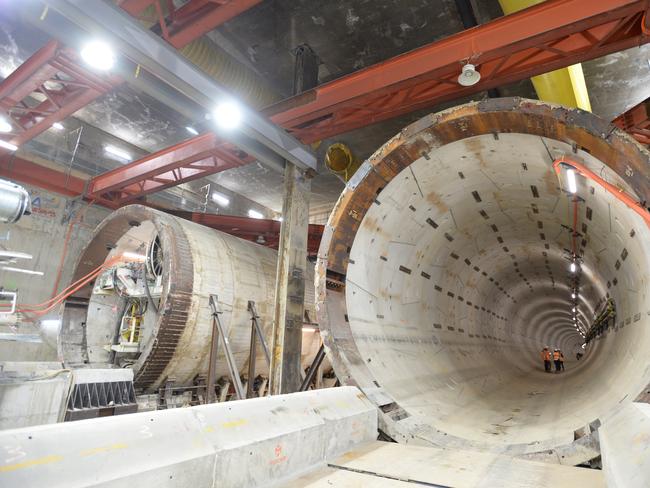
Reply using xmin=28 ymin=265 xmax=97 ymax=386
xmin=553 ymin=349 xmax=562 ymax=373
xmin=541 ymin=347 xmax=551 ymax=372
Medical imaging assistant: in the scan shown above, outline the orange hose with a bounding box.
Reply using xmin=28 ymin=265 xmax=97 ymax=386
xmin=553 ymin=157 xmax=650 ymax=228
xmin=18 ymin=255 xmax=122 ymax=311
xmin=1 ymin=254 xmax=131 ymax=316
xmin=50 ymin=200 xmax=96 ymax=299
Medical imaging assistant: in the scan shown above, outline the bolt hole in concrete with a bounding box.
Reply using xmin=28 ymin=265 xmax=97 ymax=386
xmin=316 ymin=99 xmax=650 ymax=459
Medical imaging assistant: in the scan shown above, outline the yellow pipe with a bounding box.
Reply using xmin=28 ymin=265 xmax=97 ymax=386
xmin=498 ymin=0 xmax=591 ymax=111
xmin=138 ymin=5 xmax=279 ymax=109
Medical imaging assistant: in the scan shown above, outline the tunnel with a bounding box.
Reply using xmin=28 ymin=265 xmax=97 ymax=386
xmin=316 ymin=98 xmax=650 ymax=461
xmin=59 ymin=205 xmax=320 ymax=393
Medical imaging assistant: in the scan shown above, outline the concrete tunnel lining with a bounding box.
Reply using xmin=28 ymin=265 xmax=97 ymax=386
xmin=316 ymin=98 xmax=650 ymax=456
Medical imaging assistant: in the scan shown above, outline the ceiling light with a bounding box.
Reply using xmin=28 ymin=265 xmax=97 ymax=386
xmin=458 ymin=64 xmax=481 ymax=87
xmin=571 ymin=292 xmax=576 ymax=299
xmin=566 ymin=168 xmax=577 ymax=194
xmin=80 ymin=40 xmax=115 ymax=71
xmin=1 ymin=266 xmax=44 ymax=276
xmin=572 ymin=307 xmax=576 ymax=313
xmin=248 ymin=209 xmax=264 ymax=219
xmin=104 ymin=145 xmax=131 ymax=161
xmin=213 ymin=100 xmax=242 ymax=130
xmin=0 ymin=251 xmax=32 ymax=261
xmin=186 ymin=126 xmax=198 ymax=136
xmin=0 ymin=118 xmax=12 ymax=133
xmin=41 ymin=319 xmax=61 ymax=330
xmin=0 ymin=140 xmax=17 ymax=152
xmin=302 ymin=327 xmax=317 ymax=332
xmin=51 ymin=122 xmax=64 ymax=131
xmin=570 ymin=262 xmax=577 ymax=273
xmin=212 ymin=192 xmax=230 ymax=207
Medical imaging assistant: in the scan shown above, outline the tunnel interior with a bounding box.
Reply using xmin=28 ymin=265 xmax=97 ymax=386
xmin=323 ymin=117 xmax=650 ymax=453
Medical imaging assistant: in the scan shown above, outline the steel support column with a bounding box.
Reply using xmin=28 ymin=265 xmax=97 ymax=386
xmin=269 ymin=164 xmax=311 ymax=394
xmin=268 ymin=44 xmax=319 ymax=394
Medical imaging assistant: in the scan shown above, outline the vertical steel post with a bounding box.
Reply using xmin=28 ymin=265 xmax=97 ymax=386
xmin=206 ymin=295 xmax=221 ymax=403
xmin=269 ymin=44 xmax=318 ymax=395
xmin=269 ymin=165 xmax=311 ymax=394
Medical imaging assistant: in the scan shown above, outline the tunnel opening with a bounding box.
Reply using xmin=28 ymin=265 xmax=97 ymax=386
xmin=317 ymin=99 xmax=650 ymax=459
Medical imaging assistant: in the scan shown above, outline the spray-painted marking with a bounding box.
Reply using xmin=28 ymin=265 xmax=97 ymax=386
xmin=269 ymin=444 xmax=288 ymax=465
xmin=0 ymin=455 xmax=63 ymax=472
xmin=79 ymin=443 xmax=128 ymax=456
xmin=221 ymin=419 xmax=248 ymax=429
xmin=3 ymin=445 xmax=26 ymax=464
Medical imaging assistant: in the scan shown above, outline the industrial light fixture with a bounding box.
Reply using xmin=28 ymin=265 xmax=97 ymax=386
xmin=213 ymin=100 xmax=242 ymax=130
xmin=1 ymin=266 xmax=44 ymax=276
xmin=212 ymin=192 xmax=230 ymax=207
xmin=570 ymin=261 xmax=577 ymax=273
xmin=51 ymin=122 xmax=64 ymax=131
xmin=248 ymin=209 xmax=264 ymax=219
xmin=186 ymin=126 xmax=199 ymax=136
xmin=572 ymin=307 xmax=576 ymax=313
xmin=571 ymin=292 xmax=576 ymax=299
xmin=41 ymin=319 xmax=61 ymax=330
xmin=0 ymin=250 xmax=32 ymax=261
xmin=566 ymin=168 xmax=577 ymax=194
xmin=458 ymin=63 xmax=481 ymax=87
xmin=302 ymin=326 xmax=317 ymax=332
xmin=104 ymin=144 xmax=131 ymax=161
xmin=80 ymin=40 xmax=115 ymax=71
xmin=0 ymin=140 xmax=17 ymax=152
xmin=0 ymin=117 xmax=12 ymax=133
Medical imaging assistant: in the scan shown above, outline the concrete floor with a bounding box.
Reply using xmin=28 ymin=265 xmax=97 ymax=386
xmin=289 ymin=441 xmax=605 ymax=487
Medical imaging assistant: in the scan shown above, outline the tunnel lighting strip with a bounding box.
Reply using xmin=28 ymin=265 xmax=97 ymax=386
xmin=553 ymin=157 xmax=650 ymax=228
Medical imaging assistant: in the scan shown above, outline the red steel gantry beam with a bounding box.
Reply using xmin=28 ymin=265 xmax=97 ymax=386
xmin=4 ymin=0 xmax=650 ymax=205
xmin=612 ymin=98 xmax=650 ymax=145
xmin=167 ymin=211 xmax=324 ymax=255
xmin=86 ymin=132 xmax=254 ymax=206
xmin=86 ymin=0 xmax=650 ymax=204
xmin=0 ymin=40 xmax=118 ymax=153
xmin=118 ymin=0 xmax=262 ymax=49
xmin=267 ymin=0 xmax=650 ymax=143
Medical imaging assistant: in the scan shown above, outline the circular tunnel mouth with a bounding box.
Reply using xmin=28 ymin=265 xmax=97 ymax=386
xmin=317 ymin=99 xmax=650 ymax=455
xmin=59 ymin=205 xmax=194 ymax=390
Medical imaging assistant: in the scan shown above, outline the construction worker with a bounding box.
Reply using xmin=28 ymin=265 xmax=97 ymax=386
xmin=541 ymin=347 xmax=551 ymax=372
xmin=553 ymin=349 xmax=561 ymax=373
xmin=559 ymin=350 xmax=565 ymax=371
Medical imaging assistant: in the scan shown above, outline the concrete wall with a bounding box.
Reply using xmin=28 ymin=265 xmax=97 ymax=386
xmin=0 ymin=184 xmax=108 ymax=361
xmin=600 ymin=402 xmax=650 ymax=488
xmin=0 ymin=386 xmax=377 ymax=488
xmin=0 ymin=362 xmax=71 ymax=429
